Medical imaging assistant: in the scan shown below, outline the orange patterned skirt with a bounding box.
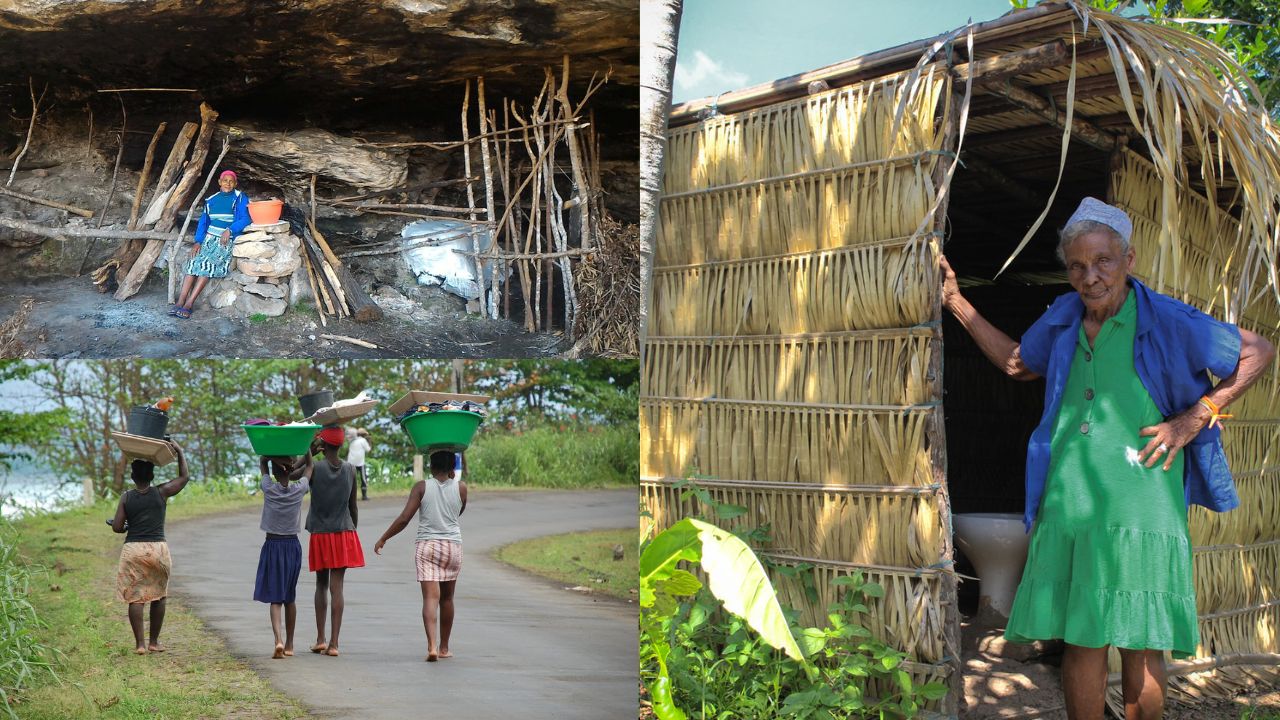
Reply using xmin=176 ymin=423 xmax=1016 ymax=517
xmin=117 ymin=541 xmax=172 ymax=604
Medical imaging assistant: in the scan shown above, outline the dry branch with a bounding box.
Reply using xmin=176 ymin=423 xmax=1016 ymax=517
xmin=320 ymin=333 xmax=378 ymax=349
xmin=0 ymin=187 xmax=94 ymax=218
xmin=7 ymin=79 xmax=44 ymax=187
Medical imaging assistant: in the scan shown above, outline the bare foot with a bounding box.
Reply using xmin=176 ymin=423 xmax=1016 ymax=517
xmin=438 ymin=649 xmax=453 ymax=659
xmin=147 ymin=642 xmax=165 ymax=653
xmin=273 ymin=644 xmax=285 ymax=659
xmin=310 ymin=642 xmax=327 ymax=654
xmin=426 ymin=651 xmax=438 ymax=662
xmin=282 ymin=646 xmax=294 ymax=657
xmin=134 ymin=646 xmax=148 ymax=655
xmin=325 ymin=645 xmax=340 ymax=657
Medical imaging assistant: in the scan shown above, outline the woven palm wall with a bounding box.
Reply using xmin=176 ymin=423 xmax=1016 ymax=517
xmin=1111 ymin=148 xmax=1280 ymax=700
xmin=643 ymin=66 xmax=960 ymax=705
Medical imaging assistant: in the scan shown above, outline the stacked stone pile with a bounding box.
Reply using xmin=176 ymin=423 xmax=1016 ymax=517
xmin=205 ymin=221 xmax=310 ymax=317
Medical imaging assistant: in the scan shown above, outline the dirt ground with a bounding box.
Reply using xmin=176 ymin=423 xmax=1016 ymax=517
xmin=0 ymin=275 xmax=566 ymax=359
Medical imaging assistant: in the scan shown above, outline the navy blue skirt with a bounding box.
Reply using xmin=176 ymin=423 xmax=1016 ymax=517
xmin=254 ymin=536 xmax=302 ymax=604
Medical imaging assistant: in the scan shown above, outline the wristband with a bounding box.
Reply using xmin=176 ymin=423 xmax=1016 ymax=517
xmin=1197 ymin=396 xmax=1232 ymax=429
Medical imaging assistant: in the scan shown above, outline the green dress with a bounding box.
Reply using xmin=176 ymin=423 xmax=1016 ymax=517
xmin=1004 ymin=290 xmax=1199 ymax=658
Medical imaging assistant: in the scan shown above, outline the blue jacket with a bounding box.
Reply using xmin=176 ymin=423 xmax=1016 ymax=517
xmin=1017 ymin=278 xmax=1242 ymax=531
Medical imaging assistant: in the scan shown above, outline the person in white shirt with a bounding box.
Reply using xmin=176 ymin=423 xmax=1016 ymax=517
xmin=346 ymin=428 xmax=372 ymax=501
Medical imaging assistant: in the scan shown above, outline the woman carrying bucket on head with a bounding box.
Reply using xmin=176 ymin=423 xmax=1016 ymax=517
xmin=110 ymin=443 xmax=192 ymax=655
xmin=307 ymin=426 xmax=364 ymax=657
xmin=374 ymin=450 xmax=468 ymax=662
xmin=255 ymin=452 xmax=312 ymax=659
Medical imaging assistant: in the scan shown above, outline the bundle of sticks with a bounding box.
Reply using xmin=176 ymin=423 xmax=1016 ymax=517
xmin=293 ymin=175 xmax=382 ymax=326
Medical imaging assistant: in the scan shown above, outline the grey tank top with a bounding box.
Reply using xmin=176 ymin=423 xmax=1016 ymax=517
xmin=306 ymin=460 xmax=355 ymax=534
xmin=415 ymin=475 xmax=462 ymax=543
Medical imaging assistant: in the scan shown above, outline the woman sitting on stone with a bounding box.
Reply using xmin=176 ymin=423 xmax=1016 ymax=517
xmin=172 ymin=169 xmax=251 ymax=319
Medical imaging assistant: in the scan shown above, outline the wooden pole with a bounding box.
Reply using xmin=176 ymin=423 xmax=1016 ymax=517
xmin=128 ymin=123 xmax=167 ymax=230
xmin=976 ymin=79 xmax=1121 ymax=153
xmin=0 ymin=216 xmax=176 ymax=241
xmin=477 ymin=76 xmax=498 ymax=319
xmin=0 ymin=187 xmax=94 ymax=217
xmin=302 ymin=246 xmax=329 ymax=326
xmin=558 ymin=55 xmax=592 ymax=252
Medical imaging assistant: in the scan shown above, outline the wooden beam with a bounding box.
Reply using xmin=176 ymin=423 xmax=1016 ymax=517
xmin=0 ymin=216 xmax=176 ymax=241
xmin=669 ymin=2 xmax=1076 ymax=125
xmin=951 ymin=40 xmax=1068 ymax=85
xmin=965 ymin=123 xmax=1064 ymax=149
xmin=976 ymin=79 xmax=1122 ymax=153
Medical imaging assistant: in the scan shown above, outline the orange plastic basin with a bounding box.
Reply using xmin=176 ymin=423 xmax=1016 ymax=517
xmin=248 ymin=199 xmax=284 ymax=225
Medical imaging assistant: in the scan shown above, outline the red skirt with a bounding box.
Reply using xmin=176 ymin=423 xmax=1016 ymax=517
xmin=308 ymin=530 xmax=366 ymax=572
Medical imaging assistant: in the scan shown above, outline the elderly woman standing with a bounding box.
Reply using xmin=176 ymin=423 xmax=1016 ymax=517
xmin=941 ymin=197 xmax=1275 ymax=720
xmin=171 ymin=170 xmax=251 ymax=319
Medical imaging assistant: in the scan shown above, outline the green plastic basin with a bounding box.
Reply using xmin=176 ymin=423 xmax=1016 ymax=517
xmin=400 ymin=410 xmax=482 ymax=452
xmin=242 ymin=424 xmax=321 ymax=456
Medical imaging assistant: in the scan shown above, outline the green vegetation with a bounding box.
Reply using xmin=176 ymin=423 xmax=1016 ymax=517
xmin=6 ymin=502 xmax=304 ymax=720
xmin=641 ymin=492 xmax=946 ymax=719
xmin=495 ymin=528 xmax=637 ymax=601
xmin=0 ymin=528 xmax=60 ymax=719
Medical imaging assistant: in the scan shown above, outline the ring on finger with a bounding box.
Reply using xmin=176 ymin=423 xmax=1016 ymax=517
xmin=1156 ymin=443 xmax=1169 ymax=454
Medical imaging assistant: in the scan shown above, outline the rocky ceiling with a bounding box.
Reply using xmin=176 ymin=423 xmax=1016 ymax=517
xmin=0 ymin=0 xmax=638 ymax=140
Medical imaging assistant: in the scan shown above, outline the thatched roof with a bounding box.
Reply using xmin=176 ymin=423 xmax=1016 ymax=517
xmin=669 ymin=0 xmax=1280 ymax=305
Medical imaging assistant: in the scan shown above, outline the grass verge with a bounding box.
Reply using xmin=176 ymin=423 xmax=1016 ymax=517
xmin=494 ymin=528 xmax=636 ymax=602
xmin=7 ymin=498 xmax=305 ymax=720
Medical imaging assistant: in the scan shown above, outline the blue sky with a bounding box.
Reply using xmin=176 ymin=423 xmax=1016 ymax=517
xmin=674 ymin=0 xmax=1019 ymax=103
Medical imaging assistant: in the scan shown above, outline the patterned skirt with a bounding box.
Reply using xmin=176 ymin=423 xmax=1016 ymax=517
xmin=117 ymin=541 xmax=172 ymax=604
xmin=308 ymin=530 xmax=365 ymax=572
xmin=186 ymin=229 xmax=235 ymax=278
xmin=415 ymin=539 xmax=462 ymax=582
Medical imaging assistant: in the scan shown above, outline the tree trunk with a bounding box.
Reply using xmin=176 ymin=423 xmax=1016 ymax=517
xmin=638 ymin=0 xmax=682 ymax=372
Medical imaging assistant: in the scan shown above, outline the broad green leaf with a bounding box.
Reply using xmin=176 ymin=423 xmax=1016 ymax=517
xmin=647 ymin=675 xmax=688 ymax=720
xmin=797 ymin=626 xmax=828 ymax=657
xmin=689 ymin=518 xmax=807 ymax=661
xmin=861 ymin=582 xmax=885 ymax=598
xmin=919 ymin=682 xmax=949 ymax=700
xmin=661 ymin=569 xmax=702 ymax=596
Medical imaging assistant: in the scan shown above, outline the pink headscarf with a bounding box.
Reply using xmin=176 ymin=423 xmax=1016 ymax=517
xmin=219 ymin=170 xmax=237 ymax=180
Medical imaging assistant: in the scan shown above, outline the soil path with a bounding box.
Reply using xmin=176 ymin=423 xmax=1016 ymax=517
xmin=2 ymin=277 xmax=564 ymax=358
xmin=167 ymin=488 xmax=637 ymax=720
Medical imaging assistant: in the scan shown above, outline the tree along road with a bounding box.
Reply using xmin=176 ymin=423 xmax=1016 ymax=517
xmin=167 ymin=488 xmax=637 ymax=719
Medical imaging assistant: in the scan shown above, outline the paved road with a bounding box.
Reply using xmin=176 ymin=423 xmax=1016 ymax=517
xmin=168 ymin=489 xmax=638 ymax=720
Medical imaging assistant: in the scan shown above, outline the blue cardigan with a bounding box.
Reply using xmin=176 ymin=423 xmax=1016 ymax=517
xmin=1017 ymin=278 xmax=1242 ymax=531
